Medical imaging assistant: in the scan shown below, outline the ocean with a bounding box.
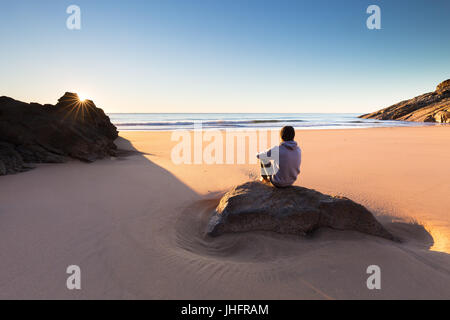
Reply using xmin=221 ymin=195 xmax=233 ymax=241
xmin=108 ymin=113 xmax=435 ymax=131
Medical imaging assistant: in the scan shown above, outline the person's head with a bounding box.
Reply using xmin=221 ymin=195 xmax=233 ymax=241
xmin=280 ymin=126 xmax=295 ymax=141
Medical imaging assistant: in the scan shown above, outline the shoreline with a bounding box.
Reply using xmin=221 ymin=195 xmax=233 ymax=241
xmin=108 ymin=112 xmax=446 ymax=132
xmin=114 ymin=123 xmax=447 ymax=132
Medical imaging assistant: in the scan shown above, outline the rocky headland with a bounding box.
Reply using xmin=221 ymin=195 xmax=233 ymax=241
xmin=0 ymin=92 xmax=118 ymax=175
xmin=360 ymin=79 xmax=450 ymax=123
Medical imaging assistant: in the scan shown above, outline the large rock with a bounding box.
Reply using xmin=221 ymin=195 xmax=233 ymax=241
xmin=207 ymin=181 xmax=397 ymax=241
xmin=436 ymin=79 xmax=450 ymax=95
xmin=0 ymin=92 xmax=118 ymax=175
xmin=360 ymin=79 xmax=450 ymax=123
xmin=0 ymin=142 xmax=28 ymax=175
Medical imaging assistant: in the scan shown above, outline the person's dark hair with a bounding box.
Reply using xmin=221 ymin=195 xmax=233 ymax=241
xmin=280 ymin=126 xmax=295 ymax=141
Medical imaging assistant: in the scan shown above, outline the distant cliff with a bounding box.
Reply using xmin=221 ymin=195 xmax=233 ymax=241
xmin=360 ymin=80 xmax=450 ymax=123
xmin=0 ymin=92 xmax=118 ymax=175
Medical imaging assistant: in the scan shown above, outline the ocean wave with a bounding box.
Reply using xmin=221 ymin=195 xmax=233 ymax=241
xmin=115 ymin=119 xmax=306 ymax=127
xmin=108 ymin=113 xmax=437 ymax=131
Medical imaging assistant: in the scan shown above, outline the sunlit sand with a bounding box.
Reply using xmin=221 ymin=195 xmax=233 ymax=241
xmin=2 ymin=126 xmax=449 ymax=299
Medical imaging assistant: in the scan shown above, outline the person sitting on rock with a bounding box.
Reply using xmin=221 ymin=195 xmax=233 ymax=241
xmin=256 ymin=125 xmax=301 ymax=187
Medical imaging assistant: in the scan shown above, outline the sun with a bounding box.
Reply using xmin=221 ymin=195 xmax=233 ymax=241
xmin=77 ymin=93 xmax=89 ymax=102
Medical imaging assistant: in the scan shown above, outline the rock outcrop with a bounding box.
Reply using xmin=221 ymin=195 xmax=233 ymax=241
xmin=207 ymin=181 xmax=397 ymax=241
xmin=360 ymin=79 xmax=450 ymax=123
xmin=0 ymin=92 xmax=118 ymax=175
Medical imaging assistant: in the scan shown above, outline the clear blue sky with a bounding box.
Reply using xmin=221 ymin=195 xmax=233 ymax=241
xmin=1 ymin=0 xmax=449 ymax=113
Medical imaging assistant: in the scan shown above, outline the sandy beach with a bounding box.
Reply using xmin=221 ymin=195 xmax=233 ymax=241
xmin=1 ymin=126 xmax=450 ymax=299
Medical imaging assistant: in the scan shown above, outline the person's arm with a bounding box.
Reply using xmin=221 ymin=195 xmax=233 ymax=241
xmin=256 ymin=146 xmax=276 ymax=163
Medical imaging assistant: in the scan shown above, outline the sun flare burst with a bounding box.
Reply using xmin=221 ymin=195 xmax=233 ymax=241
xmin=77 ymin=93 xmax=89 ymax=102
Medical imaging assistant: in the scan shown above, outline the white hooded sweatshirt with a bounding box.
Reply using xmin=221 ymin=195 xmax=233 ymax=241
xmin=256 ymin=140 xmax=302 ymax=187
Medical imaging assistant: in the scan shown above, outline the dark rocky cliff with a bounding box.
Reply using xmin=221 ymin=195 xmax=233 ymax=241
xmin=360 ymin=79 xmax=450 ymax=123
xmin=0 ymin=92 xmax=118 ymax=175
